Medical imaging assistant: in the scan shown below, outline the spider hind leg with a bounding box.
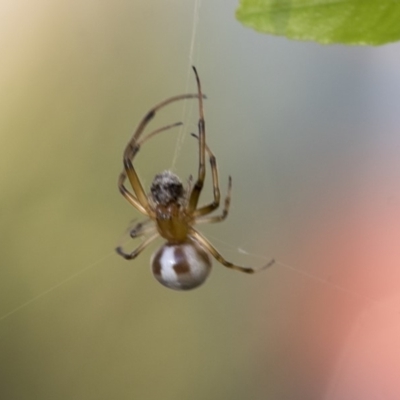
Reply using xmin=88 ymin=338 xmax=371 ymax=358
xmin=190 ymin=229 xmax=275 ymax=274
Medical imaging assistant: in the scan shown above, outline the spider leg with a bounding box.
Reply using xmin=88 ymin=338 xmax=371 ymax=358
xmin=189 ymin=229 xmax=275 ymax=274
xmin=120 ymin=92 xmax=205 ymax=213
xmin=119 ymin=122 xmax=183 ymax=216
xmin=188 ymin=66 xmax=207 ymax=213
xmin=195 ymin=176 xmax=232 ymax=223
xmin=184 ymin=174 xmax=194 ymax=208
xmin=116 ymin=232 xmax=159 ymax=260
xmin=190 ymin=132 xmax=224 ymax=218
xmin=132 ymin=122 xmax=183 ymax=150
xmin=118 ymin=171 xmax=148 ymax=215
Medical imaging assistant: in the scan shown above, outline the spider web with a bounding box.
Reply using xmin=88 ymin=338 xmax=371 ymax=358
xmin=170 ymin=0 xmax=202 ymax=171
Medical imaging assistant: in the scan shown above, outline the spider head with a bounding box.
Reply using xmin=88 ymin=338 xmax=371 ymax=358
xmin=150 ymin=170 xmax=185 ymax=206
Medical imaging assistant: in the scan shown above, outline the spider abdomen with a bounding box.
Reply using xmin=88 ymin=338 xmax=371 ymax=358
xmin=151 ymin=240 xmax=211 ymax=290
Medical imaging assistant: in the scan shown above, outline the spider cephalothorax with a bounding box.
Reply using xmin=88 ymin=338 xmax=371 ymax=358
xmin=150 ymin=170 xmax=185 ymax=206
xmin=116 ymin=66 xmax=275 ymax=290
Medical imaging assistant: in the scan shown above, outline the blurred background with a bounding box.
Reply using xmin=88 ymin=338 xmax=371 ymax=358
xmin=1 ymin=1 xmax=400 ymax=399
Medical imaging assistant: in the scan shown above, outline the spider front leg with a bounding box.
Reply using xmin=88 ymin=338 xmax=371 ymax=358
xmin=118 ymin=122 xmax=183 ymax=217
xmin=188 ymin=66 xmax=207 ymax=213
xmin=120 ymin=93 xmax=204 ymax=215
xmin=189 ymin=229 xmax=275 ymax=273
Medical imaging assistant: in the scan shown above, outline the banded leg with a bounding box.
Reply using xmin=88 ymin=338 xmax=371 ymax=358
xmin=188 ymin=66 xmax=207 ymax=213
xmin=195 ymin=176 xmax=232 ymax=223
xmin=190 ymin=229 xmax=275 ymax=273
xmin=116 ymin=233 xmax=159 ymax=260
xmin=190 ymin=132 xmax=225 ymax=218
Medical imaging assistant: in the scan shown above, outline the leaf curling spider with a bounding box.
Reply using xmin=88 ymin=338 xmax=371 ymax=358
xmin=116 ymin=66 xmax=275 ymax=290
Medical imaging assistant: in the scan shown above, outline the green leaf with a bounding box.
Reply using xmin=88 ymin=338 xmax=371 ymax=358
xmin=236 ymin=0 xmax=400 ymax=46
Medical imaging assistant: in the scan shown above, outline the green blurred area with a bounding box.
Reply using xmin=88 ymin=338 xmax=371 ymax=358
xmin=236 ymin=0 xmax=400 ymax=45
xmin=1 ymin=1 xmax=400 ymax=399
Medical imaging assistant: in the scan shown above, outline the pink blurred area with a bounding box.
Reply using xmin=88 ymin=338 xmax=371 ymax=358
xmin=326 ymin=294 xmax=400 ymax=399
xmin=314 ymin=166 xmax=400 ymax=398
xmin=252 ymin=99 xmax=400 ymax=398
xmin=321 ymin=155 xmax=400 ymax=399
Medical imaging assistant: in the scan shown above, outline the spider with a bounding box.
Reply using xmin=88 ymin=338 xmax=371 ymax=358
xmin=116 ymin=66 xmax=275 ymax=290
